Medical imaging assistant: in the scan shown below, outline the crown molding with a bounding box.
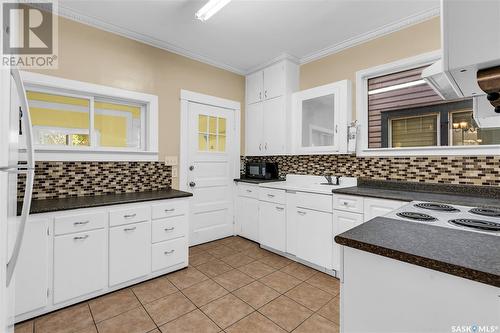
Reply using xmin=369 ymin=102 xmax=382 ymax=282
xmin=57 ymin=4 xmax=439 ymax=77
xmin=245 ymin=53 xmax=300 ymax=74
xmin=299 ymin=7 xmax=440 ymax=65
xmin=57 ymin=5 xmax=247 ymax=75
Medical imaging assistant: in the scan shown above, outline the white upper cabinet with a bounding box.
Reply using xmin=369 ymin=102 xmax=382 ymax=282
xmin=263 ymin=62 xmax=286 ymax=100
xmin=246 ymin=71 xmax=264 ymax=105
xmin=292 ymin=80 xmax=352 ymax=154
xmin=245 ymin=59 xmax=299 ymax=156
xmin=245 ymin=102 xmax=264 ymax=155
xmin=263 ymin=96 xmax=286 ymax=154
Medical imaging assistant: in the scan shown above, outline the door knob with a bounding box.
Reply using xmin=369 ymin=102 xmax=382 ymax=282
xmin=189 ymin=165 xmax=194 ymax=171
xmin=189 ymin=181 xmax=196 ymax=187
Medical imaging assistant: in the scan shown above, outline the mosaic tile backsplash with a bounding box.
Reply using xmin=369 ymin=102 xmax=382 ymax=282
xmin=243 ymin=154 xmax=500 ymax=186
xmin=18 ymin=161 xmax=172 ymax=201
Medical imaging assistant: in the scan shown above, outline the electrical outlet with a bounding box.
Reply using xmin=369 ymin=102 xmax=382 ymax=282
xmin=165 ymin=155 xmax=178 ymax=166
xmin=171 ymin=166 xmax=178 ymax=178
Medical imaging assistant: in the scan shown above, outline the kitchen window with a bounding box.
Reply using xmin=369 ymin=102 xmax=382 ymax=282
xmin=389 ymin=114 xmax=439 ymax=148
xmin=21 ymin=71 xmax=158 ymax=161
xmin=356 ymin=51 xmax=500 ymax=156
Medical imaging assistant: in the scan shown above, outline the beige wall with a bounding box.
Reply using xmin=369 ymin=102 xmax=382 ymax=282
xmin=31 ymin=17 xmax=245 ymax=188
xmin=300 ymin=17 xmax=441 ymax=118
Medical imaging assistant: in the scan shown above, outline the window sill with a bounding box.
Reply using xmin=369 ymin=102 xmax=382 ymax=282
xmin=19 ymin=148 xmax=159 ymax=162
xmin=357 ymin=145 xmax=500 ymax=157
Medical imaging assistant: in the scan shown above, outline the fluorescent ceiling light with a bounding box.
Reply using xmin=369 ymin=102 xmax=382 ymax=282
xmin=368 ymin=79 xmax=427 ymax=95
xmin=196 ymin=0 xmax=232 ymax=21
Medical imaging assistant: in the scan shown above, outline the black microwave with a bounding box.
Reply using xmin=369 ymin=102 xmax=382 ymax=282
xmin=245 ymin=162 xmax=279 ymax=179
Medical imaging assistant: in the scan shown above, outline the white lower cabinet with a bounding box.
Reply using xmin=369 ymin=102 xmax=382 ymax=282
xmin=236 ymin=196 xmax=259 ymax=242
xmin=259 ymin=201 xmax=286 ymax=252
xmin=363 ymin=197 xmax=406 ymax=222
xmin=296 ymin=207 xmax=333 ymax=269
xmin=109 ymin=221 xmax=150 ymax=286
xmin=53 ymin=228 xmax=106 ymax=304
xmin=332 ymin=210 xmax=363 ymax=271
xmin=235 ymin=183 xmax=260 ymax=242
xmin=152 ymin=237 xmax=187 ymax=272
xmin=15 ymin=197 xmax=190 ymax=323
xmin=15 ymin=217 xmax=50 ymax=316
xmin=332 ymin=194 xmax=407 ymax=272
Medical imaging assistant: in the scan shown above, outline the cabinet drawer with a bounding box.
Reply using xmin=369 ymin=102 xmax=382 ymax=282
xmin=152 ymin=215 xmax=187 ymax=244
xmin=152 ymin=200 xmax=188 ymax=220
xmin=333 ymin=194 xmax=364 ymax=213
xmin=237 ymin=183 xmax=259 ymax=199
xmin=152 ymin=237 xmax=187 ymax=272
xmin=54 ymin=211 xmax=106 ymax=235
xmin=53 ymin=229 xmax=106 ymax=304
xmin=259 ymin=187 xmax=285 ymax=204
xmin=109 ymin=221 xmax=150 ymax=286
xmin=109 ymin=206 xmax=150 ymax=227
xmin=296 ymin=192 xmax=332 ymax=212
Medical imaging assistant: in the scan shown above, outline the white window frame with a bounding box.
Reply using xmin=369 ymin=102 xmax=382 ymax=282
xmin=20 ymin=71 xmax=158 ymax=161
xmin=356 ymin=50 xmax=500 ymax=156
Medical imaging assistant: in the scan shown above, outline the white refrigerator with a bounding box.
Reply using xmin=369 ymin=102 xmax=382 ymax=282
xmin=0 ymin=68 xmax=35 ymax=333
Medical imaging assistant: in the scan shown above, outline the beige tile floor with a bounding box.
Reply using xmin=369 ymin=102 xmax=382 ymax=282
xmin=15 ymin=236 xmax=340 ymax=333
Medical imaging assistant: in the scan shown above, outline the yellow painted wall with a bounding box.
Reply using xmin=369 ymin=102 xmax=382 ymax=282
xmin=30 ymin=16 xmax=245 ymax=188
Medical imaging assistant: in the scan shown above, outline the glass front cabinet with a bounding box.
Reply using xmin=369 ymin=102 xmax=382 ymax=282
xmin=292 ymin=80 xmax=352 ymax=154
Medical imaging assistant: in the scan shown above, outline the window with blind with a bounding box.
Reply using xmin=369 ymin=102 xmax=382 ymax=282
xmin=27 ymin=89 xmax=146 ymax=150
xmin=367 ymin=65 xmax=500 ymax=148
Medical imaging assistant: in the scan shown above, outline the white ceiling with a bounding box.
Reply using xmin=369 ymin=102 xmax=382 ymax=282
xmin=59 ymin=0 xmax=440 ymax=74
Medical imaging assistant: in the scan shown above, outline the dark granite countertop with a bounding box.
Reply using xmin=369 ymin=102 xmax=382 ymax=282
xmin=332 ymin=179 xmax=500 ymax=208
xmin=234 ymin=176 xmax=285 ymax=184
xmin=335 ymin=217 xmax=500 ymax=287
xmin=20 ymin=189 xmax=193 ymax=215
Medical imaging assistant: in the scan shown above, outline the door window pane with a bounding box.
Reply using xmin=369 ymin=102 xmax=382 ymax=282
xmin=391 ymin=115 xmax=438 ymax=148
xmin=94 ymin=100 xmax=143 ymax=149
xmin=209 ymin=116 xmax=217 ymax=134
xmin=27 ymin=91 xmax=90 ymax=147
xmin=197 ymin=114 xmax=227 ymax=152
xmin=451 ymin=111 xmax=500 ymax=146
xmin=301 ymin=94 xmax=335 ymax=147
xmin=198 ymin=133 xmax=207 ymax=151
xmin=218 ymin=118 xmax=226 ymax=135
xmin=199 ymin=115 xmax=208 ymax=133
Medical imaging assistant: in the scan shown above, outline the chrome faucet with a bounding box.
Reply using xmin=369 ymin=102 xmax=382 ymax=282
xmin=324 ymin=175 xmax=341 ymax=185
xmin=323 ymin=175 xmax=341 ymax=185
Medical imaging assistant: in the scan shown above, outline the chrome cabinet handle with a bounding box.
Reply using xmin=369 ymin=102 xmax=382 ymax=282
xmin=276 ymin=206 xmax=284 ymax=211
xmin=164 ymin=208 xmax=175 ymax=212
xmin=124 ymin=227 xmax=137 ymax=232
xmin=73 ymin=235 xmax=89 ymax=241
xmin=259 ymin=92 xmax=262 ymax=100
xmin=265 ymin=90 xmax=267 ymax=98
xmin=297 ymin=211 xmax=307 ymax=215
xmin=265 ymin=143 xmax=267 ymax=150
xmin=246 ymin=189 xmax=252 ymax=193
xmin=343 ymin=201 xmax=349 ymax=206
xmin=164 ymin=250 xmax=175 ymax=255
xmin=124 ymin=213 xmax=137 ymax=218
xmin=259 ymin=144 xmax=262 ymax=151
xmin=267 ymin=194 xmax=275 ymax=198
xmin=164 ymin=227 xmax=175 ymax=232
xmin=74 ymin=220 xmax=90 ymax=226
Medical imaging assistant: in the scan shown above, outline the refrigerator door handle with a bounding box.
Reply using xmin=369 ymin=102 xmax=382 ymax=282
xmin=6 ymin=68 xmax=35 ymax=287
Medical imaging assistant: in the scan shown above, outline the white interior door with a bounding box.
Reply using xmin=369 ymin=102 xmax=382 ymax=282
xmin=186 ymin=102 xmax=235 ymax=246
